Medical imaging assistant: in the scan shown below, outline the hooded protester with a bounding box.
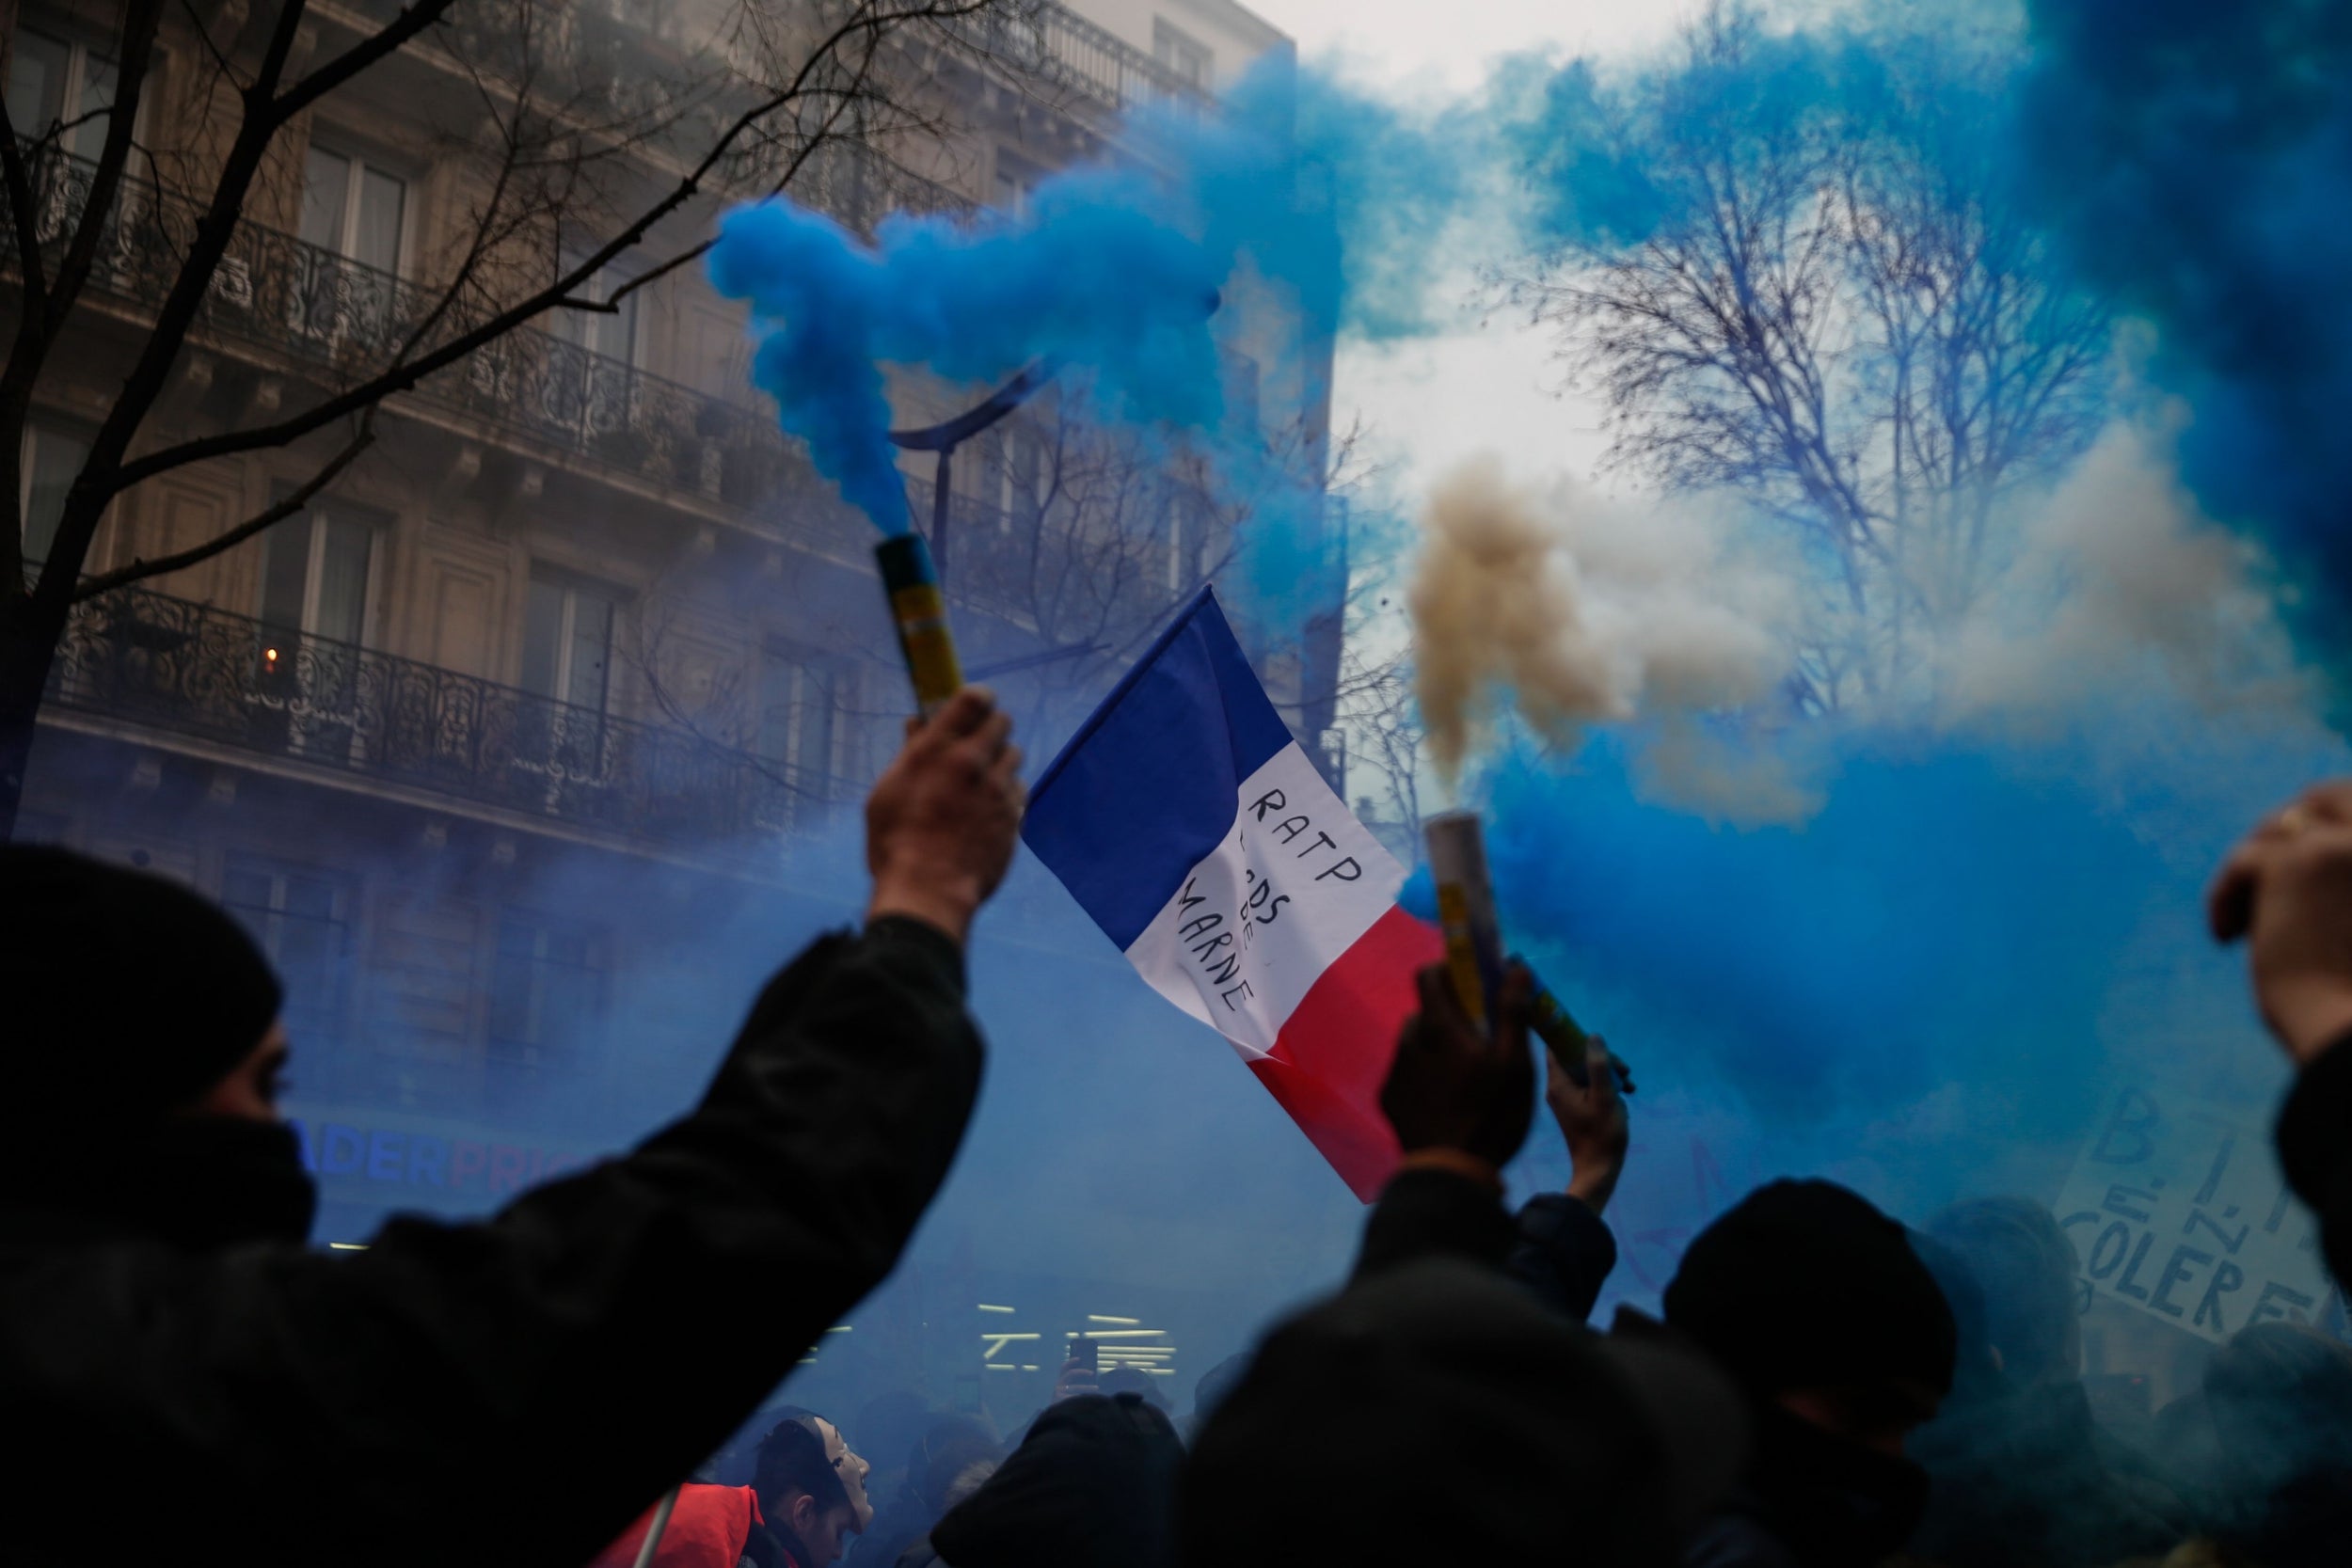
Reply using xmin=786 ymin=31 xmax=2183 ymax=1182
xmin=757 ymin=1415 xmax=876 ymax=1568
xmin=1906 ymin=1199 xmax=2185 ymax=1567
xmin=1186 ymin=1259 xmax=1750 ymax=1568
xmin=1098 ymin=1365 xmax=1173 ymax=1412
xmin=1353 ymin=987 xmax=1630 ymax=1321
xmin=898 ymin=1393 xmax=1184 ymax=1568
xmin=0 ymin=688 xmax=1024 ymax=1567
xmin=1182 ymin=959 xmax=1748 ymax=1568
xmin=2156 ymin=1323 xmax=2352 ymax=1568
xmin=600 ymin=1411 xmax=880 ymax=1568
xmin=1663 ymin=1180 xmax=1957 ymax=1568
xmin=851 ymin=1414 xmax=1000 ymax=1567
xmin=1178 ymin=1353 xmax=1250 ymax=1447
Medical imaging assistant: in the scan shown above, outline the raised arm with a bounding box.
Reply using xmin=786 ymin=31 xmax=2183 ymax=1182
xmin=3 ymin=689 xmax=1025 ymax=1567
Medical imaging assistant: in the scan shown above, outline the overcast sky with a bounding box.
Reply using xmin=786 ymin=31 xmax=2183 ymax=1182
xmin=1244 ymin=0 xmax=1699 ymax=503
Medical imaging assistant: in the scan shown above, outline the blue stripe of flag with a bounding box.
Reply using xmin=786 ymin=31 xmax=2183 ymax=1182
xmin=1022 ymin=587 xmax=1295 ymax=950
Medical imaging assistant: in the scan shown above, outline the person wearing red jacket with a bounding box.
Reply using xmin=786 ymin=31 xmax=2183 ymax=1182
xmin=599 ymin=1414 xmax=875 ymax=1568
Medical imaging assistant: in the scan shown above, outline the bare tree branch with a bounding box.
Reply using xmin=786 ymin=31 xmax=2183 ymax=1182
xmin=72 ymin=416 xmax=379 ymax=601
xmin=104 ymin=0 xmax=999 ymax=499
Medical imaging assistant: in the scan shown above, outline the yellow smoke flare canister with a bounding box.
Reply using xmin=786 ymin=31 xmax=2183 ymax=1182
xmin=1422 ymin=809 xmax=1636 ymax=1094
xmin=1423 ymin=810 xmax=1505 ymax=1031
xmin=876 ymin=533 xmax=963 ymax=719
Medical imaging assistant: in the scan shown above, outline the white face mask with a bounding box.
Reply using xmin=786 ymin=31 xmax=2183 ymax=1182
xmin=814 ymin=1417 xmax=876 ymax=1532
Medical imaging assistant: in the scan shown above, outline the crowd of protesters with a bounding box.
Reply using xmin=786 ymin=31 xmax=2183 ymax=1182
xmin=6 ymin=690 xmax=2352 ymax=1567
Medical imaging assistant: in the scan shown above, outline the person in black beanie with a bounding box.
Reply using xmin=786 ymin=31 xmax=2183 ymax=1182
xmin=1182 ymin=961 xmax=1749 ymax=1568
xmin=0 ymin=688 xmax=1025 ymax=1568
xmin=1662 ymin=1180 xmax=1955 ymax=1568
xmin=894 ymin=1394 xmax=1181 ymax=1568
xmin=1 ymin=846 xmax=311 ymax=1249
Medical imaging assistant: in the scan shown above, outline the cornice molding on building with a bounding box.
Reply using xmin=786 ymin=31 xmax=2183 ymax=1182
xmin=1164 ymin=0 xmax=1291 ymax=56
xmin=31 ymin=705 xmax=817 ymax=886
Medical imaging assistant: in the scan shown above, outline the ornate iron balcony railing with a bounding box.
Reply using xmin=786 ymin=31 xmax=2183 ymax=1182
xmin=46 ymin=585 xmax=853 ymax=850
xmin=946 ymin=3 xmax=1212 ymax=115
xmin=0 ymin=150 xmax=949 ymax=541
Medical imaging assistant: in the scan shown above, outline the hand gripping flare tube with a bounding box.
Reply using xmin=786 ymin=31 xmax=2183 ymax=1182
xmin=876 ymin=533 xmax=962 ymax=718
xmin=1422 ymin=810 xmax=1633 ymax=1093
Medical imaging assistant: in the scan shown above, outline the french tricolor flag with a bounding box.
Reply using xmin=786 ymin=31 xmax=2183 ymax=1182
xmin=1023 ymin=588 xmax=1442 ymax=1200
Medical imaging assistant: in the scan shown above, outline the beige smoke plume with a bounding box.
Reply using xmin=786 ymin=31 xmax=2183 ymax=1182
xmin=1946 ymin=424 xmax=2309 ymax=724
xmin=1409 ymin=456 xmax=1793 ymax=785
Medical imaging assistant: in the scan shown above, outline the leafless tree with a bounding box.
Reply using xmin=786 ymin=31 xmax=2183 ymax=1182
xmin=1332 ymin=640 xmax=1422 ymax=852
xmin=945 ymin=388 xmax=1334 ymax=744
xmin=1497 ymin=3 xmax=2111 ymax=713
xmin=0 ymin=0 xmax=1029 ymax=834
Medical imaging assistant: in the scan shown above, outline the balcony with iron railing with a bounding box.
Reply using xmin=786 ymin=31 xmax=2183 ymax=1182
xmin=0 ymin=148 xmax=967 ymax=545
xmin=46 ymin=584 xmax=853 ymax=852
xmin=335 ymin=0 xmax=1211 ymax=118
xmin=942 ymin=3 xmax=1214 ymax=115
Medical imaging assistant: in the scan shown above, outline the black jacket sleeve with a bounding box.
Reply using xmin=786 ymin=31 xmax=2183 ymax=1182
xmin=1 ymin=917 xmax=983 ymax=1568
xmin=2275 ymin=1030 xmax=2352 ymax=1287
xmin=1507 ymin=1193 xmax=1619 ymax=1322
xmin=1350 ymin=1171 xmax=1618 ymax=1320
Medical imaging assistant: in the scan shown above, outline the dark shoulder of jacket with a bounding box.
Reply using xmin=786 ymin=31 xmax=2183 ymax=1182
xmin=1682 ymin=1512 xmax=1802 ymax=1568
xmin=1508 ymin=1192 xmax=1619 ymax=1320
xmin=734 ymin=918 xmax=965 ymax=1040
xmin=2275 ymin=1028 xmax=2352 ymax=1205
xmin=1516 ymin=1192 xmax=1613 ymax=1249
xmin=1351 ymin=1166 xmax=1516 ymax=1283
xmin=892 ymin=1537 xmax=943 ymax=1568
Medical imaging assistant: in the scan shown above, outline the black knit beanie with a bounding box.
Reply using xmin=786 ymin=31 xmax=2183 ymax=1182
xmin=1664 ymin=1180 xmax=1956 ymax=1402
xmin=0 ymin=845 xmax=283 ymax=1128
xmin=937 ymin=1395 xmax=1181 ymax=1568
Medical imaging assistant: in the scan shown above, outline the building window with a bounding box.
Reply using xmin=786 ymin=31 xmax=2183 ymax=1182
xmin=7 ymin=24 xmax=119 ymax=162
xmin=553 ymin=248 xmax=641 ymax=366
xmin=521 ymin=574 xmax=619 ymax=714
xmin=1152 ymin=20 xmax=1213 ymax=91
xmin=986 ymin=423 xmax=1043 ymax=531
xmin=255 ymin=500 xmax=377 ymax=759
xmin=992 ymin=150 xmax=1041 ymax=218
xmin=549 ymin=247 xmax=644 ymax=455
xmin=259 ymin=502 xmax=376 ymax=646
xmin=487 ymin=910 xmax=606 ymax=1068
xmin=1165 ymin=485 xmax=1212 ymax=593
xmin=294 ymin=144 xmax=406 ymax=342
xmin=299 ymin=145 xmax=407 ymax=274
xmin=220 ymin=857 xmax=355 ymax=1048
xmin=757 ymin=642 xmax=845 ymax=790
xmin=17 ymin=420 xmax=90 ymax=584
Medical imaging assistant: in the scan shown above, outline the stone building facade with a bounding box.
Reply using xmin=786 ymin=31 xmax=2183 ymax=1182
xmin=4 ymin=0 xmax=1346 ymax=1411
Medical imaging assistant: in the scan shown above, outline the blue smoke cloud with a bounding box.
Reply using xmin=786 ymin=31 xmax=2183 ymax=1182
xmin=2019 ymin=0 xmax=2352 ymax=659
xmin=1408 ymin=4 xmax=2352 ymax=1227
xmin=707 ymin=63 xmax=1469 ymax=537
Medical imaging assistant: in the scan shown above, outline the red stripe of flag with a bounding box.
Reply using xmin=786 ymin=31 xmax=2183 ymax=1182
xmin=1249 ymin=907 xmax=1447 ymax=1201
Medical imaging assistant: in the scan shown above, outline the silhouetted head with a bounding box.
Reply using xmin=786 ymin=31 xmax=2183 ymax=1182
xmin=1927 ymin=1197 xmax=2083 ymax=1387
xmin=0 ymin=846 xmax=311 ymax=1247
xmin=2205 ymin=1322 xmax=2352 ymax=1497
xmin=755 ymin=1415 xmax=866 ymax=1567
xmin=1666 ymin=1180 xmax=1955 ymax=1454
xmin=1099 ymin=1366 xmax=1172 ymax=1411
xmin=913 ymin=1414 xmax=1000 ymax=1514
xmin=1187 ymin=1259 xmax=1746 ymax=1568
xmin=932 ymin=1393 xmax=1182 ymax=1568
